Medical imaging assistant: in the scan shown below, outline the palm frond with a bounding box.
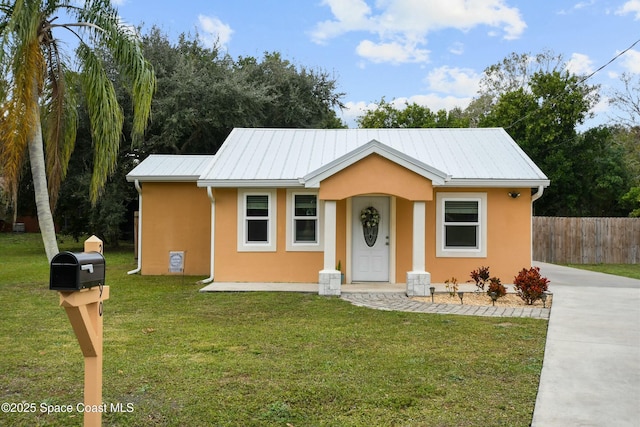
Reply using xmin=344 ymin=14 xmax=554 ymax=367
xmin=0 ymin=0 xmax=46 ymax=200
xmin=72 ymin=0 xmax=155 ymax=145
xmin=42 ymin=57 xmax=78 ymax=209
xmin=77 ymin=43 xmax=123 ymax=205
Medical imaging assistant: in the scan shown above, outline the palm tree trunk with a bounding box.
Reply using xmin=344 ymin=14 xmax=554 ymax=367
xmin=28 ymin=107 xmax=59 ymax=262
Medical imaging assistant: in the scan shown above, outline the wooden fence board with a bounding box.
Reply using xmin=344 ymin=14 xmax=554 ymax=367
xmin=533 ymin=217 xmax=640 ymax=264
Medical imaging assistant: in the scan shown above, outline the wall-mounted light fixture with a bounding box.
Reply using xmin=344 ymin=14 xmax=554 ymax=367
xmin=508 ymin=191 xmax=521 ymax=199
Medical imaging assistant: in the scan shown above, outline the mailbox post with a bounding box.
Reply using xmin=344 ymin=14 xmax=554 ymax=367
xmin=50 ymin=238 xmax=108 ymax=427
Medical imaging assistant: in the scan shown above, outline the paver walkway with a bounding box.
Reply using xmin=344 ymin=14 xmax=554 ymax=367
xmin=340 ymin=292 xmax=550 ymax=319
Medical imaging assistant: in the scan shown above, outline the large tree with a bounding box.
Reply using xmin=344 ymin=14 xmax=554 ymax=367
xmin=139 ymin=29 xmax=345 ymax=156
xmin=466 ymin=50 xmax=566 ymax=126
xmin=478 ymin=70 xmax=634 ymax=216
xmin=0 ymin=0 xmax=155 ymax=261
xmin=52 ymin=28 xmax=346 ymax=243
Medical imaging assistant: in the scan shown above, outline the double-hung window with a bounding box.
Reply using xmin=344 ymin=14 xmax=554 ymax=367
xmin=444 ymin=200 xmax=479 ymax=248
xmin=286 ymin=190 xmax=322 ymax=251
xmin=238 ymin=190 xmax=277 ymax=251
xmin=436 ymin=192 xmax=487 ymax=257
xmin=293 ymin=194 xmax=318 ymax=243
xmin=246 ymin=195 xmax=269 ymax=243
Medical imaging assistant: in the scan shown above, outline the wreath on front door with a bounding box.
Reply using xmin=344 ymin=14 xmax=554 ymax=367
xmin=360 ymin=206 xmax=380 ymax=247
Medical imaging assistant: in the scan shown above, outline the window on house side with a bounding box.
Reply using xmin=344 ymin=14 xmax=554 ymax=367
xmin=444 ymin=200 xmax=480 ymax=248
xmin=246 ymin=194 xmax=269 ymax=243
xmin=293 ymin=194 xmax=318 ymax=243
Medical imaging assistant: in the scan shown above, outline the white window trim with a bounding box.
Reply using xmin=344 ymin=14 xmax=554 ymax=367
xmin=436 ymin=192 xmax=487 ymax=258
xmin=237 ymin=189 xmax=277 ymax=252
xmin=286 ymin=189 xmax=323 ymax=252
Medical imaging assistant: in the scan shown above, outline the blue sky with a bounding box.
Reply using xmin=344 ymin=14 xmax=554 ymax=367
xmin=108 ymin=0 xmax=640 ymax=127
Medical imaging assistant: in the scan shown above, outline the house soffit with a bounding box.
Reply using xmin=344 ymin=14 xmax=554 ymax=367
xmin=302 ymin=139 xmax=450 ymax=188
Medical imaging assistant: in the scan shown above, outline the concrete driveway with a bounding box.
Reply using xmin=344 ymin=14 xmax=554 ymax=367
xmin=531 ymin=262 xmax=640 ymax=427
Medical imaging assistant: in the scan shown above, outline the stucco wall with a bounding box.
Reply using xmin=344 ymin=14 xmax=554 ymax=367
xmin=140 ymin=182 xmax=211 ymax=275
xmin=213 ymin=188 xmax=327 ymax=282
xmin=138 ymin=176 xmax=533 ymax=284
xmin=425 ymin=188 xmax=533 ymax=283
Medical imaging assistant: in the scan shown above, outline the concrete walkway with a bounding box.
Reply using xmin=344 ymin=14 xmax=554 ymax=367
xmin=531 ymin=262 xmax=640 ymax=427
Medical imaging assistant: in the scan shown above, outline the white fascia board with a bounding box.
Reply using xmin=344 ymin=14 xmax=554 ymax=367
xmin=442 ymin=178 xmax=551 ymax=188
xmin=197 ymin=179 xmax=304 ymax=188
xmin=303 ymin=139 xmax=449 ymax=187
xmin=125 ymin=175 xmax=200 ymax=182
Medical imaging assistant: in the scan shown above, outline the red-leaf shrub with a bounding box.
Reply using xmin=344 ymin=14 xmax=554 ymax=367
xmin=486 ymin=277 xmax=506 ymax=299
xmin=513 ymin=267 xmax=549 ymax=305
xmin=470 ymin=266 xmax=490 ymax=291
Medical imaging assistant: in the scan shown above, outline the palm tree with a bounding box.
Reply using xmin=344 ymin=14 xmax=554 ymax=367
xmin=0 ymin=0 xmax=155 ymax=261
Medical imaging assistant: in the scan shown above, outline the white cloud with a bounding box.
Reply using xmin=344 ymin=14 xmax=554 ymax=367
xmin=566 ymin=53 xmax=594 ymax=75
xmin=312 ymin=0 xmax=526 ymax=64
xmin=449 ymin=42 xmax=465 ymax=55
xmin=311 ymin=0 xmax=373 ymax=43
xmin=591 ymin=95 xmax=610 ymax=115
xmin=425 ymin=66 xmax=481 ymax=97
xmin=616 ymin=0 xmax=640 ymax=19
xmin=356 ymin=39 xmax=429 ymax=64
xmin=619 ymin=49 xmax=640 ymax=73
xmin=197 ymin=15 xmax=233 ymax=49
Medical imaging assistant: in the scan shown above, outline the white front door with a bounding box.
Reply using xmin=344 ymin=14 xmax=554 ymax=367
xmin=352 ymin=196 xmax=390 ymax=281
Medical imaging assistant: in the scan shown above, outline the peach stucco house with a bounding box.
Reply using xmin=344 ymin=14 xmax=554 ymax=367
xmin=126 ymin=128 xmax=549 ymax=296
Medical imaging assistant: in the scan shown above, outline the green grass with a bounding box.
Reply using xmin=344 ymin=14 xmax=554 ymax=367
xmin=566 ymin=263 xmax=640 ymax=280
xmin=1 ymin=234 xmax=548 ymax=426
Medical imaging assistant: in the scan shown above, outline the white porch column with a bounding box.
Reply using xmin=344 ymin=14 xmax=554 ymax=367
xmin=412 ymin=201 xmax=426 ymax=271
xmin=319 ymin=200 xmax=341 ymax=296
xmin=407 ymin=200 xmax=430 ymax=296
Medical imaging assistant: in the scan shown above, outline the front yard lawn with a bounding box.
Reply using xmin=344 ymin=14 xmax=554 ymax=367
xmin=0 ymin=234 xmax=547 ymax=426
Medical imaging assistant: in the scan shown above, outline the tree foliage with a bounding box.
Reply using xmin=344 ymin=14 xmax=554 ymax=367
xmin=479 ymin=70 xmax=632 ymax=216
xmin=137 ymin=28 xmax=345 ymax=156
xmin=52 ymin=27 xmax=346 ymax=242
xmin=609 ymin=72 xmax=640 ymax=127
xmin=0 ymin=0 xmax=155 ymax=260
xmin=357 ymin=99 xmax=469 ymax=128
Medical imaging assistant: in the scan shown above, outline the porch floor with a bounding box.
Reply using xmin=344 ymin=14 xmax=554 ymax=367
xmin=198 ymin=282 xmax=482 ymax=293
xmin=199 ymin=282 xmax=405 ymax=293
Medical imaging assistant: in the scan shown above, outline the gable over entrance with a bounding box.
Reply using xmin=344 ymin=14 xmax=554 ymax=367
xmin=318 ymin=152 xmax=435 ymax=201
xmin=304 ymin=139 xmax=445 ymax=200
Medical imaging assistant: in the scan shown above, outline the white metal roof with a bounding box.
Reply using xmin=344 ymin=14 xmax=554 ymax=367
xmin=197 ymin=128 xmax=549 ymax=188
xmin=126 ymin=154 xmax=215 ymax=182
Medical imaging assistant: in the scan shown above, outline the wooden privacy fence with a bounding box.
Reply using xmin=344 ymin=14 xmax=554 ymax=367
xmin=533 ymin=217 xmax=640 ymax=264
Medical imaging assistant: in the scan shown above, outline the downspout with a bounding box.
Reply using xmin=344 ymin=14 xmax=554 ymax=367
xmin=127 ymin=180 xmax=143 ymax=275
xmin=531 ymin=185 xmax=544 ymax=203
xmin=530 ymin=185 xmax=544 ymax=265
xmin=198 ymin=186 xmax=215 ymax=284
